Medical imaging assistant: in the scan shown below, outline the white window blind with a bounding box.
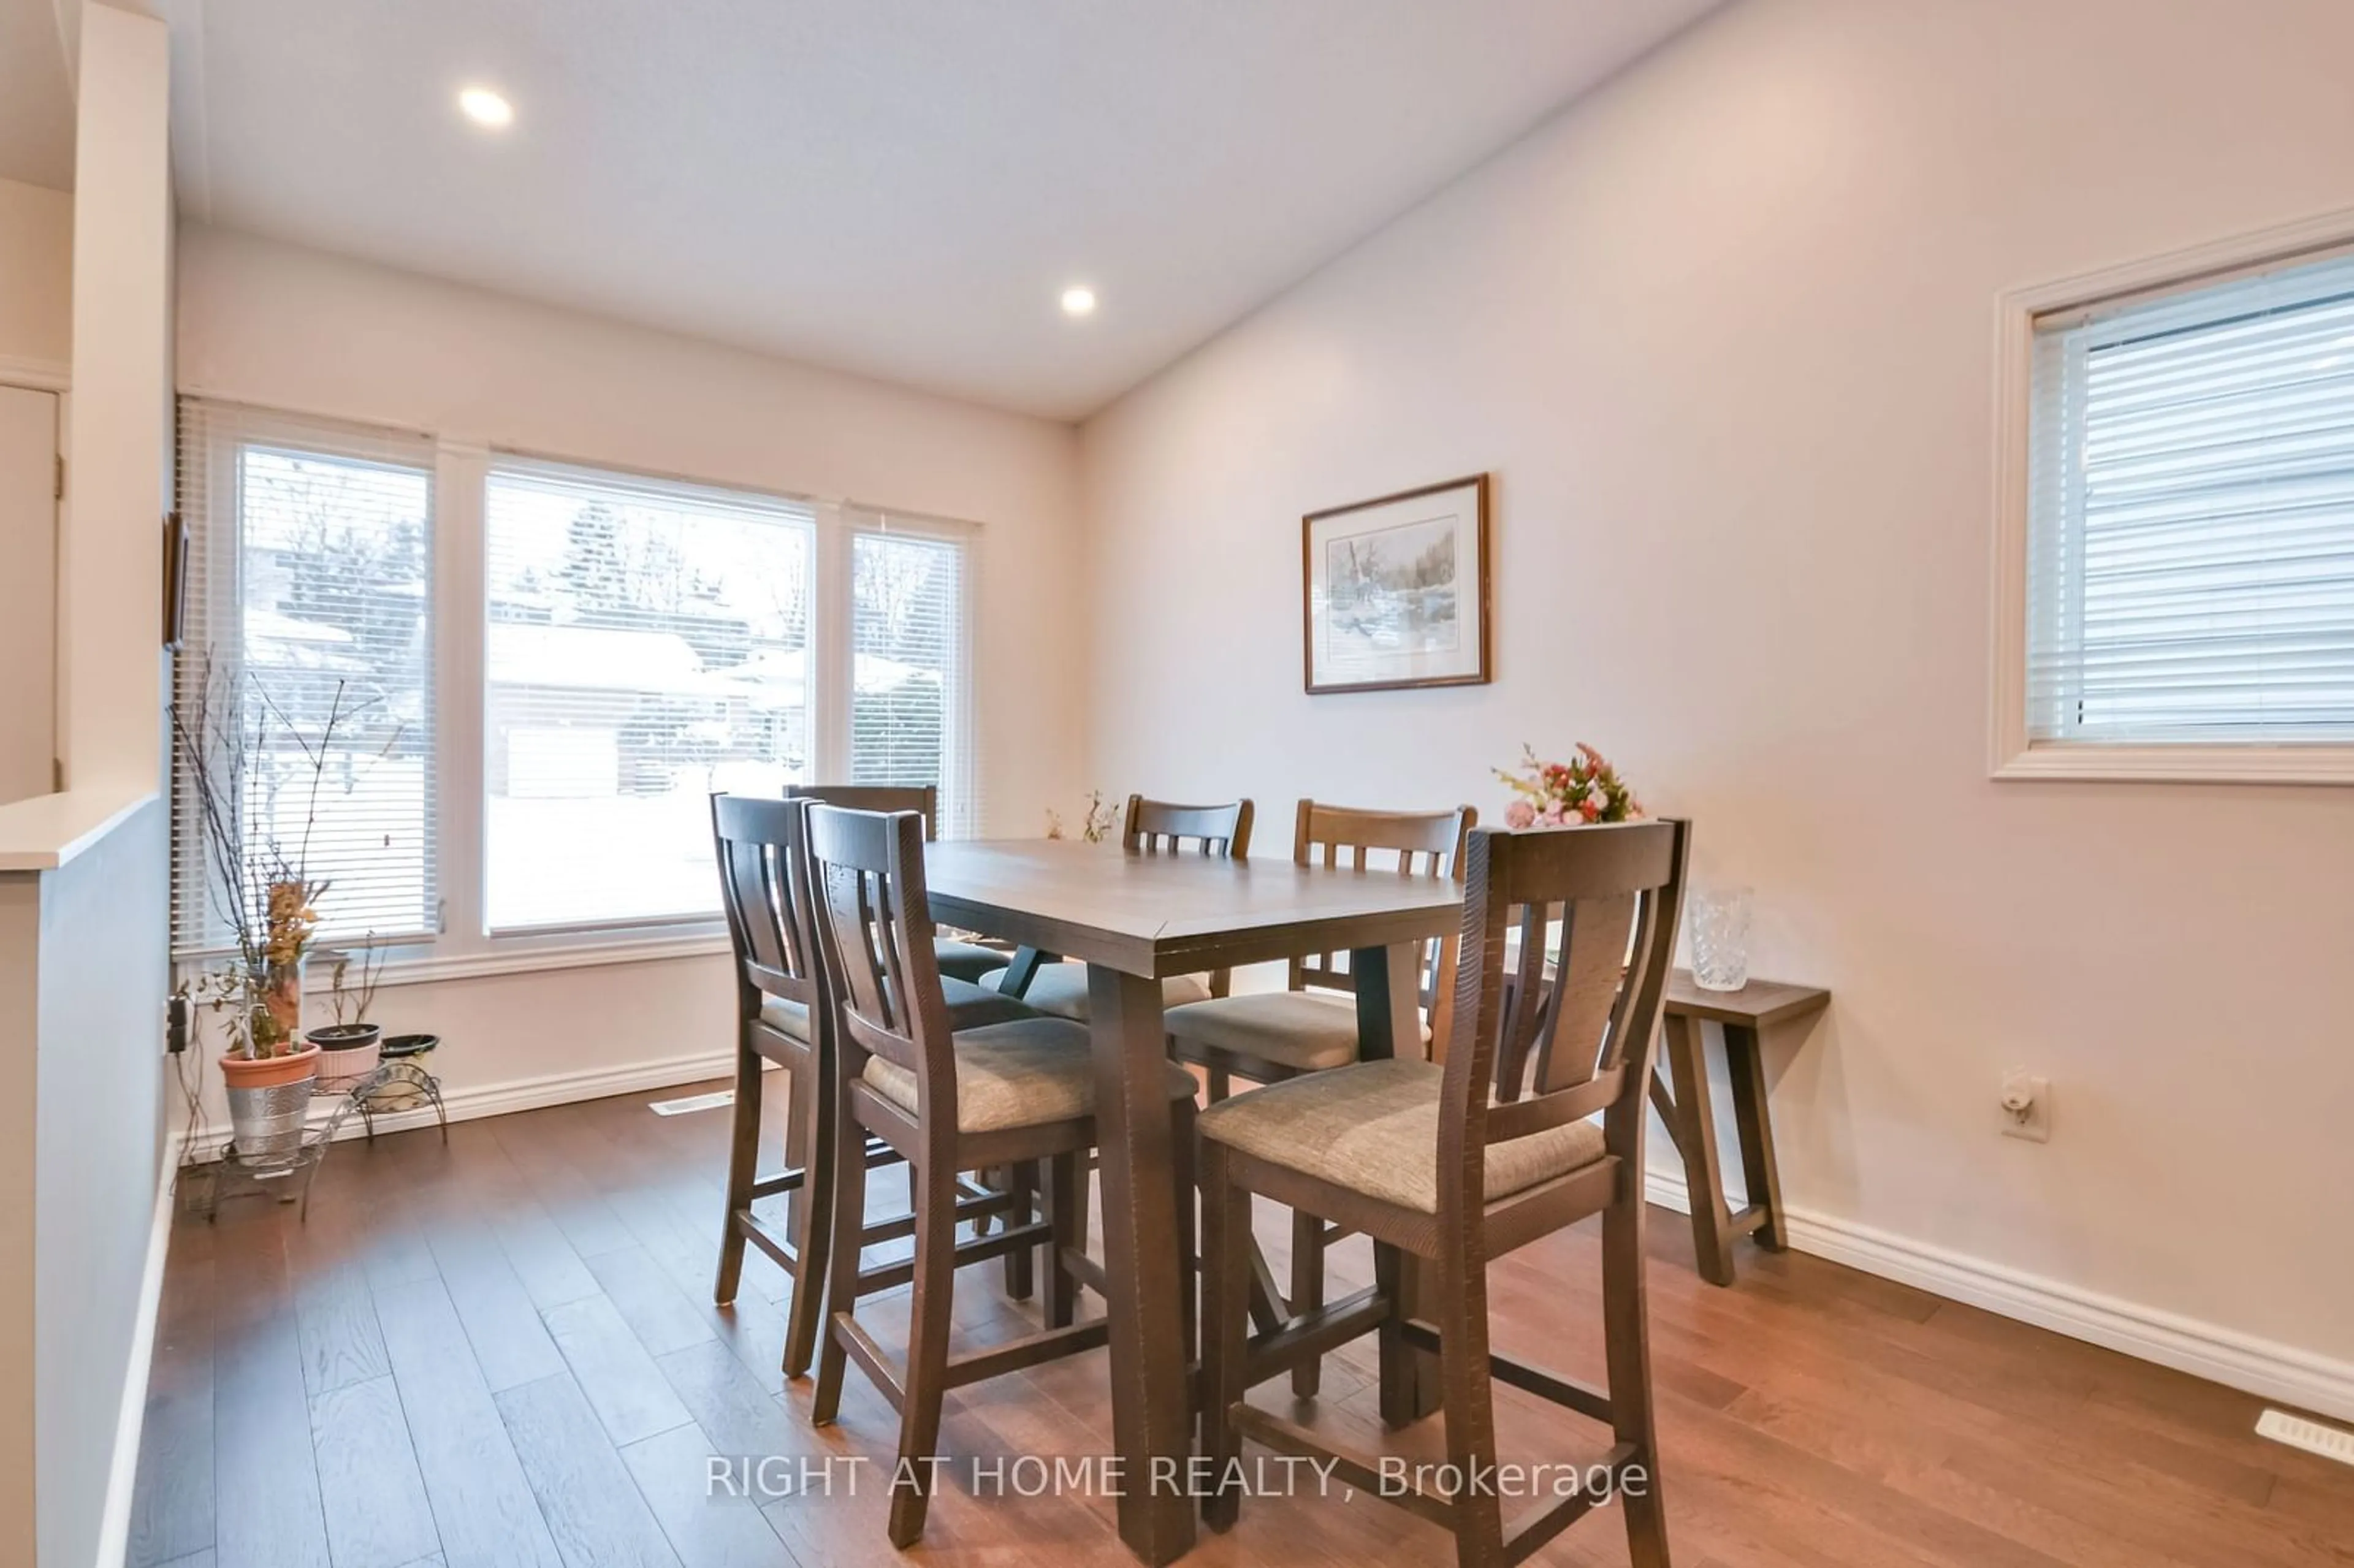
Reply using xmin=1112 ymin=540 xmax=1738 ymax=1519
xmin=846 ymin=507 xmax=977 ymax=835
xmin=483 ymin=457 xmax=818 ymax=931
xmin=172 ymin=400 xmax=438 ymax=957
xmin=2027 ymin=247 xmax=2354 ymax=745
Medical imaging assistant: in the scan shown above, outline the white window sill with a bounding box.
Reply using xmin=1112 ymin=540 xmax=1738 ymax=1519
xmin=371 ymin=928 xmax=732 ymax=988
xmin=1992 ymin=742 xmax=2354 ymax=786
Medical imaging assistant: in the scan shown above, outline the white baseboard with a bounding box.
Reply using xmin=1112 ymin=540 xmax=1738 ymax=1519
xmin=93 ymin=1154 xmax=177 ymax=1568
xmin=167 ymin=1048 xmax=737 ymax=1166
xmin=1643 ymin=1167 xmax=2354 ymax=1425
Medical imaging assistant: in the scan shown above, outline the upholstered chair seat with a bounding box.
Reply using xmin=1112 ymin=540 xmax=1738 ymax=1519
xmin=1195 ymin=1057 xmax=1605 ymax=1215
xmin=1164 ymin=989 xmax=1433 ymax=1075
xmin=989 ymin=959 xmax=1211 ymax=1021
xmin=860 ymin=1016 xmax=1197 ymax=1135
xmin=932 ymin=938 xmax=1013 ymax=983
xmin=762 ymin=975 xmax=1035 ymax=1043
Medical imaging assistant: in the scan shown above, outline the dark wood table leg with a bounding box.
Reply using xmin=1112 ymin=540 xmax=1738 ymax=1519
xmin=995 ymin=946 xmax=1052 ymax=998
xmin=1661 ymin=1013 xmax=1739 ymax=1286
xmin=1086 ymin=964 xmax=1195 ymax=1565
xmin=1722 ymin=1021 xmax=1788 ymax=1252
xmin=1353 ymin=942 xmax=1441 ymax=1423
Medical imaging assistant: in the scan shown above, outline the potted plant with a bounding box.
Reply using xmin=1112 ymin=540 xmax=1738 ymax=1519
xmin=310 ymin=940 xmax=386 ymax=1092
xmin=171 ymin=658 xmax=379 ymax=1156
xmin=1045 ymin=789 xmax=1121 ymax=843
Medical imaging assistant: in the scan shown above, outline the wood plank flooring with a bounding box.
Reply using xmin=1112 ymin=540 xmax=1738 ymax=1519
xmin=128 ymin=1079 xmax=2354 ymax=1568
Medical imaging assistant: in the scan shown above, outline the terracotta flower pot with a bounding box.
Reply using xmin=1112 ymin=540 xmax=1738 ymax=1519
xmin=219 ymin=1044 xmax=322 ymax=1090
xmin=219 ymin=1045 xmax=321 ymax=1160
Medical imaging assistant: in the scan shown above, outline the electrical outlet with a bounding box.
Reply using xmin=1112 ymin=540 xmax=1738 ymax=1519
xmin=2000 ymin=1070 xmax=2050 ymax=1142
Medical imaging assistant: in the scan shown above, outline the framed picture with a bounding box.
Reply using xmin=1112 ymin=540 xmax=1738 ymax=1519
xmin=1302 ymin=473 xmax=1490 ymax=695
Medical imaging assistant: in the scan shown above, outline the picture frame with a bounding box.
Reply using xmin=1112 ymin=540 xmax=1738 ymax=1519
xmin=1301 ymin=473 xmax=1490 ymax=695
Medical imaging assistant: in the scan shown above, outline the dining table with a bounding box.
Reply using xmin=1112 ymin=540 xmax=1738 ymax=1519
xmin=920 ymin=838 xmax=1463 ymax=1564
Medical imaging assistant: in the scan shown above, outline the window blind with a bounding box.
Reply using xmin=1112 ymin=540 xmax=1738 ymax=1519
xmin=482 ymin=456 xmax=818 ymax=930
xmin=2027 ymin=246 xmax=2354 ymax=744
xmin=172 ymin=400 xmax=438 ymax=957
xmin=845 ymin=506 xmax=978 ymax=835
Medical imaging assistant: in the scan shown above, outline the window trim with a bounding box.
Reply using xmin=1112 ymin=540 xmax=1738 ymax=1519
xmin=171 ymin=401 xmax=986 ymax=983
xmin=1990 ymin=203 xmax=2354 ymax=785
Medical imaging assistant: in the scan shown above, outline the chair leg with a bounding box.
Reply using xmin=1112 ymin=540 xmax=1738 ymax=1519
xmin=1289 ymin=1206 xmax=1324 ymax=1398
xmin=782 ymin=1051 xmax=812 ymax=1247
xmin=1197 ymin=1138 xmax=1249 ymax=1532
xmin=810 ymin=1082 xmax=870 ymax=1421
xmin=779 ymin=1047 xmax=835 ymax=1381
xmin=712 ymin=1033 xmax=761 ymax=1304
xmin=1603 ymin=1190 xmax=1671 ymax=1566
xmin=1003 ymin=1159 xmax=1037 ymax=1300
xmin=1373 ymin=1242 xmax=1417 ymax=1429
xmin=1436 ymin=1250 xmax=1506 ymax=1567
xmin=1172 ymin=1095 xmax=1198 ymax=1360
xmin=1046 ymin=1150 xmax=1081 ymax=1329
xmin=887 ymin=1153 xmax=960 ymax=1549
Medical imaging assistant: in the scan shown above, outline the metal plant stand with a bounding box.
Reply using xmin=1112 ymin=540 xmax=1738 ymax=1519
xmin=347 ymin=1059 xmax=448 ymax=1143
xmin=203 ymin=1089 xmax=365 ymax=1224
xmin=200 ymin=1055 xmax=448 ymax=1223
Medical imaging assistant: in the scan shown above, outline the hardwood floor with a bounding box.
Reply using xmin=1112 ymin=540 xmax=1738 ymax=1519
xmin=129 ymin=1081 xmax=2354 ymax=1568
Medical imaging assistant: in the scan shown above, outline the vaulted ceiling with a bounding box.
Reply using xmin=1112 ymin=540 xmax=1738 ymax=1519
xmin=14 ymin=1 xmax=1724 ymax=419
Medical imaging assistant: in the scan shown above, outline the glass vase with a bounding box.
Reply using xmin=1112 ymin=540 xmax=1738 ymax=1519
xmin=1688 ymin=887 xmax=1753 ymax=992
xmin=254 ymin=954 xmax=306 ymax=1056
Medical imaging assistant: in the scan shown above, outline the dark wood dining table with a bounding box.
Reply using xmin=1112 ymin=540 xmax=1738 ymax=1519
xmin=921 ymin=839 xmax=1461 ymax=1564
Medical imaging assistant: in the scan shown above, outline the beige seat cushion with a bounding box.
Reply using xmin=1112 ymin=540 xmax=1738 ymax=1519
xmin=758 ymin=995 xmax=810 ymax=1042
xmin=760 ymin=976 xmax=1034 ymax=1045
xmin=934 ymin=938 xmax=1010 ymax=984
xmin=940 ymin=974 xmax=1040 ymax=1030
xmin=861 ymin=1016 xmax=1198 ymax=1134
xmin=991 ymin=961 xmax=1211 ymax=1022
xmin=1164 ymin=989 xmax=1433 ymax=1076
xmin=1195 ymin=1058 xmax=1606 ymax=1214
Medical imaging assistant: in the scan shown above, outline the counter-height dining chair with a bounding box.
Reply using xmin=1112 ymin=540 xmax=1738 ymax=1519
xmin=1194 ymin=818 xmax=1689 ymax=1568
xmin=1162 ymin=799 xmax=1472 ymax=1396
xmin=784 ymin=784 xmax=1008 ymax=983
xmin=803 ymin=804 xmax=1202 ymax=1547
xmin=709 ymin=796 xmax=1041 ymax=1377
xmin=987 ymin=793 xmax=1255 ymax=1019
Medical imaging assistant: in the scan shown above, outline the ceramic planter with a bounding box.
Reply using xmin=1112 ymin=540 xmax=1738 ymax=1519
xmin=308 ymin=1023 xmax=383 ymax=1092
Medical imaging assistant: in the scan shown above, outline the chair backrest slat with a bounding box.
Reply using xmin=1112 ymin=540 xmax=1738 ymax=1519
xmin=1438 ymin=820 xmax=1689 ymax=1220
xmin=1121 ymin=795 xmax=1254 ymax=858
xmin=710 ymin=794 xmax=823 ymax=1014
xmin=1118 ymin=795 xmax=1252 ymax=996
xmin=1290 ymin=801 xmax=1476 ymax=1019
xmin=788 ymin=783 xmax=941 ymax=840
xmin=804 ymin=805 xmax=955 ymax=1114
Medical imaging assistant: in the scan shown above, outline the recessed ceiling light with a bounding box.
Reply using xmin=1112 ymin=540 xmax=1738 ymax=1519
xmin=458 ymin=87 xmax=514 ymax=129
xmin=1061 ymin=286 xmax=1097 ymax=318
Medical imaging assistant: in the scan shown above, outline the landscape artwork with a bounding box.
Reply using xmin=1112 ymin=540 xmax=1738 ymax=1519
xmin=1303 ymin=473 xmax=1490 ymax=693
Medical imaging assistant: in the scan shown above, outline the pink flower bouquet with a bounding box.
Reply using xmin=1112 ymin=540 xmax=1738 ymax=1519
xmin=1496 ymin=743 xmax=1643 ymax=829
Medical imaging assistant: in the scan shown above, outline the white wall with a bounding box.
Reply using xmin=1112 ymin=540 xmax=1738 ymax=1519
xmin=32 ymin=799 xmax=169 ymax=1568
xmin=174 ymin=224 xmax=1088 ymax=1113
xmin=1080 ymin=0 xmax=2354 ymax=1394
xmin=0 ymin=177 xmax=72 ymax=376
xmin=64 ymin=2 xmax=172 ymax=798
